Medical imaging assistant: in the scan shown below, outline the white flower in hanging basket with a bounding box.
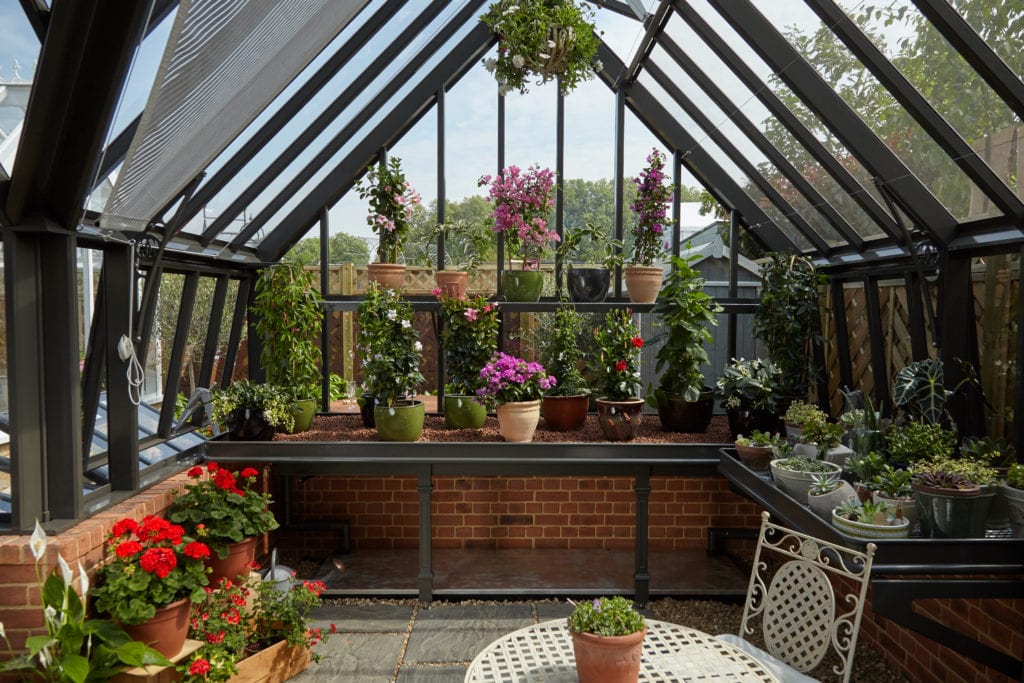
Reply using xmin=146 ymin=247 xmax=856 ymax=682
xmin=480 ymin=0 xmax=602 ymax=95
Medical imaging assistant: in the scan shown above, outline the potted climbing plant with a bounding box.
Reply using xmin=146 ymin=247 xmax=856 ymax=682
xmin=646 ymin=253 xmax=722 ymax=433
xmin=480 ymin=0 xmax=601 ymax=96
xmin=538 ymin=301 xmax=591 ymax=431
xmin=424 ymin=218 xmax=492 ymax=298
xmin=436 ymin=291 xmax=499 ymax=429
xmin=252 ymin=263 xmax=323 ymax=432
xmin=624 ymin=149 xmax=671 ymax=303
xmin=356 ymin=156 xmax=422 ymax=290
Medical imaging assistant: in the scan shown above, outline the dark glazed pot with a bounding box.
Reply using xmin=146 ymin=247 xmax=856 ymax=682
xmin=224 ymin=408 xmax=276 ymax=441
xmin=358 ymin=395 xmax=376 ymax=428
xmin=567 ymin=267 xmax=610 ymax=303
xmin=654 ymin=388 xmax=714 ymax=433
xmin=726 ymin=407 xmax=780 ymax=440
xmin=595 ymin=398 xmax=644 ymax=441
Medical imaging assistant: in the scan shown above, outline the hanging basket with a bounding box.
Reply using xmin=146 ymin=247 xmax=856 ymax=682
xmin=525 ymin=25 xmax=575 ymax=78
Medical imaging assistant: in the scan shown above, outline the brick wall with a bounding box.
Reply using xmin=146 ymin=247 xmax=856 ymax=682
xmin=274 ymin=475 xmax=763 ymax=554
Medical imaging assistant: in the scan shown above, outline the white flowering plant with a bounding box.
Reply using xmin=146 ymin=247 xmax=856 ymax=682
xmin=357 ymin=282 xmax=425 ymax=406
xmin=0 ymin=521 xmax=171 ymax=682
xmin=480 ymin=0 xmax=602 ymax=95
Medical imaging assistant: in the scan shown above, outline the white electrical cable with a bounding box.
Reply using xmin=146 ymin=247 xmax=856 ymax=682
xmin=122 ymin=239 xmax=144 ymax=405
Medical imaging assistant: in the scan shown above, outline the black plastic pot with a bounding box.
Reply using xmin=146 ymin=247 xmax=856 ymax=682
xmin=224 ymin=408 xmax=276 ymax=441
xmin=567 ymin=267 xmax=610 ymax=303
xmin=726 ymin=407 xmax=780 ymax=440
xmin=655 ymin=388 xmax=714 ymax=433
xmin=358 ymin=395 xmax=376 ymax=428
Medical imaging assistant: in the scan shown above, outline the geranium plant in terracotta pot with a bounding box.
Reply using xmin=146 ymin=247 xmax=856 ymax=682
xmin=567 ymin=596 xmax=646 ymax=683
xmin=356 ymin=156 xmax=421 ymax=290
xmin=476 ymin=351 xmax=556 ymax=442
xmin=90 ymin=516 xmax=211 ymax=657
xmin=436 ymin=291 xmax=499 ymax=429
xmin=479 ymin=0 xmax=601 ymax=96
xmin=479 ymin=164 xmax=559 ymax=301
xmin=167 ymin=462 xmax=279 ymax=584
xmin=593 ymin=308 xmax=645 ymax=441
xmin=0 ymin=521 xmax=172 ymax=680
xmin=624 ymin=148 xmax=671 ymax=303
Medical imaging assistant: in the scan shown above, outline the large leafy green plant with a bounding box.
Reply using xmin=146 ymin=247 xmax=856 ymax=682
xmin=252 ymin=263 xmax=323 ymax=401
xmin=648 ymin=254 xmax=722 ymax=402
xmin=0 ymin=522 xmax=171 ymax=683
xmin=437 ymin=292 xmax=499 ymax=395
xmin=714 ymin=358 xmax=781 ymax=412
xmin=892 ymin=359 xmax=951 ymax=425
xmin=556 ymin=222 xmax=624 ymax=270
xmin=357 ymin=283 xmax=424 ymax=406
xmin=539 ymin=301 xmax=590 ymax=396
xmin=754 ymin=252 xmax=826 ymax=398
xmin=210 ymin=379 xmax=295 ymax=433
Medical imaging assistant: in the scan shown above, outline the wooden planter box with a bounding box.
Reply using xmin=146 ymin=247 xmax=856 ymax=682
xmin=111 ymin=640 xmax=310 ymax=683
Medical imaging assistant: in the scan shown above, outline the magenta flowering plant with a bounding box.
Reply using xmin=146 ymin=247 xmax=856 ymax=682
xmin=476 ymin=352 xmax=556 ymax=407
xmin=356 ymin=156 xmax=422 ymax=263
xmin=436 ymin=291 xmax=500 ymax=395
xmin=479 ymin=164 xmax=560 ymax=270
xmin=629 ymin=148 xmax=672 ymax=266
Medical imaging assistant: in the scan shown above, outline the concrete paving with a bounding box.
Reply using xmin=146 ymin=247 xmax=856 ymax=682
xmin=291 ymin=600 xmax=582 ymax=683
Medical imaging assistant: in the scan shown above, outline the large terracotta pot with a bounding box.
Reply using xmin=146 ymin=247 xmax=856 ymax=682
xmin=595 ymin=398 xmax=644 ymax=441
xmin=541 ymin=394 xmax=590 ymax=431
xmin=623 ymin=266 xmax=663 ymax=304
xmin=571 ymin=627 xmax=646 ymax=683
xmin=435 ymin=270 xmax=468 ymax=298
xmin=443 ymin=394 xmax=487 ymax=429
xmin=207 ymin=536 xmax=257 ymax=585
xmin=367 ymin=262 xmax=406 ymax=290
xmin=123 ymin=597 xmax=190 ymax=658
xmin=496 ymin=400 xmax=541 ymax=442
xmin=374 ymin=400 xmax=425 ymax=442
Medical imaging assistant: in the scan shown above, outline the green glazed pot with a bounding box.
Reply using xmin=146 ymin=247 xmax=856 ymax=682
xmin=443 ymin=395 xmax=487 ymax=429
xmin=501 ymin=270 xmax=544 ymax=302
xmin=374 ymin=400 xmax=425 ymax=442
xmin=290 ymin=398 xmax=317 ymax=433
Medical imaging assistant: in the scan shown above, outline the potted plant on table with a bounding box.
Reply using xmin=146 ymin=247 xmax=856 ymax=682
xmin=425 ymin=218 xmax=492 ymax=299
xmin=479 ymin=164 xmax=560 ymax=301
xmin=0 ymin=521 xmax=173 ymax=680
xmin=1003 ymin=463 xmax=1024 ymax=538
xmin=769 ymin=457 xmax=843 ymax=500
xmin=538 ymin=301 xmax=591 ymax=431
xmin=436 ymin=291 xmax=499 ymax=429
xmin=912 ymin=458 xmax=998 ymax=538
xmin=831 ymin=498 xmax=910 ymax=540
xmin=624 ymin=149 xmax=671 ymax=304
xmin=715 ymin=357 xmax=782 ymax=439
xmin=807 ymin=473 xmax=856 ymax=520
xmin=356 ymin=156 xmax=421 ymax=290
xmin=356 ymin=283 xmax=426 ymax=440
xmin=167 ymin=462 xmax=279 ymax=585
xmin=567 ymin=596 xmax=646 ymax=683
xmin=556 ymin=222 xmax=624 ymax=302
xmin=210 ymin=379 xmax=295 ymax=440
xmin=476 ymin=352 xmax=556 ymax=442
xmin=754 ymin=252 xmax=826 ymax=406
xmin=479 ymin=0 xmax=601 ymax=96
xmin=799 ymin=416 xmax=851 ymax=465
xmin=733 ymin=430 xmax=779 ymax=471
xmin=646 ymin=253 xmax=722 ymax=432
xmin=870 ymin=464 xmax=918 ymax=529
xmin=593 ymin=308 xmax=645 ymax=441
xmin=843 ymin=451 xmax=887 ymax=502
xmin=885 ymin=420 xmax=956 ymax=465
xmin=90 ymin=516 xmax=211 ymax=658
xmin=782 ymin=399 xmax=826 ymax=443
xmin=251 ymin=262 xmax=323 ymax=432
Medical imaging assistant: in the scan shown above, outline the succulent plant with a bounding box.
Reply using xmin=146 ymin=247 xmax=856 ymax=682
xmin=773 ymin=457 xmax=838 ymax=473
xmin=735 ymin=430 xmax=779 ymax=448
xmin=808 ymin=473 xmax=841 ymax=496
xmin=912 ymin=471 xmax=975 ymax=491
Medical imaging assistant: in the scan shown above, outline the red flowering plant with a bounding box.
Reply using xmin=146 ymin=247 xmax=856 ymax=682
xmin=178 ymin=569 xmax=332 ymax=682
xmin=168 ymin=462 xmax=279 ymax=560
xmin=91 ymin=515 xmax=210 ymax=625
xmin=592 ymin=308 xmax=644 ymax=401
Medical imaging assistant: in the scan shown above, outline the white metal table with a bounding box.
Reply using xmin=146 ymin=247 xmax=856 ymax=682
xmin=465 ymin=618 xmax=779 ymax=682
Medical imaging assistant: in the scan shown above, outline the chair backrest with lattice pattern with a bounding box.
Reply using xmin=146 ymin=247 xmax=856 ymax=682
xmin=737 ymin=512 xmax=876 ymax=683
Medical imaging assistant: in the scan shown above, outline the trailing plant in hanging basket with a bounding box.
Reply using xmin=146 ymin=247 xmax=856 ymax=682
xmin=480 ymin=0 xmax=602 ymax=95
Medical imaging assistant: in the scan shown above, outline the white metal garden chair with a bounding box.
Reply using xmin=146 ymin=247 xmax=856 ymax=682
xmin=716 ymin=512 xmax=877 ymax=683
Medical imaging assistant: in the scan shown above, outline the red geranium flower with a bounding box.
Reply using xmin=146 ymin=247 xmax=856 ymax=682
xmin=213 ymin=468 xmax=236 ymax=491
xmin=240 ymin=467 xmax=259 ymax=479
xmin=183 ymin=541 xmax=211 ymax=560
xmin=112 ymin=518 xmax=138 ymax=538
xmin=139 ymin=547 xmax=178 ymax=578
xmin=115 ymin=540 xmax=142 ymax=558
xmin=615 ymin=360 xmax=627 ymax=372
xmin=631 ymin=336 xmax=643 ymax=348
xmin=187 ymin=466 xmax=203 ymax=478
xmin=189 ymin=659 xmax=211 ymax=675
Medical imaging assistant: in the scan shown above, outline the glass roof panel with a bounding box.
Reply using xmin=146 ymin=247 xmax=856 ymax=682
xmin=833 ymin=0 xmax=1020 ymax=218
xmin=955 ymin=1 xmax=1024 ymax=80
xmin=660 ymin=12 xmax=888 ymax=243
xmin=594 ymin=1 xmax=655 ymax=66
xmin=747 ymin=0 xmax=988 ymax=222
xmin=0 ymin=0 xmax=41 ymax=175
xmin=637 ymin=71 xmax=813 ymax=252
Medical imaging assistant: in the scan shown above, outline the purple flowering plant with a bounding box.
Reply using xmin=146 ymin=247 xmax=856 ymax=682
xmin=476 ymin=352 xmax=556 ymax=407
xmin=629 ymin=148 xmax=673 ymax=266
xmin=479 ymin=165 xmax=560 ymax=270
xmin=356 ymin=156 xmax=422 ymax=263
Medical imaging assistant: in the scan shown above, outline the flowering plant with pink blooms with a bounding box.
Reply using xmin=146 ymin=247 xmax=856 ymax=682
xmin=436 ymin=291 xmax=500 ymax=395
xmin=357 ymin=156 xmax=421 ymax=263
xmin=479 ymin=164 xmax=560 ymax=270
xmin=476 ymin=352 xmax=556 ymax=407
xmin=91 ymin=515 xmax=211 ymax=625
xmin=629 ymin=149 xmax=673 ymax=266
xmin=168 ymin=462 xmax=279 ymax=560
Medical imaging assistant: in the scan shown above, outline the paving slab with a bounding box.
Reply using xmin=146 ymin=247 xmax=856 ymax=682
xmin=310 ymin=603 xmax=414 ymax=633
xmin=395 ymin=665 xmax=469 ymax=682
xmin=536 ymin=602 xmax=574 ymax=622
xmin=412 ymin=603 xmax=535 ymax=630
xmin=404 ymin=626 xmax=515 ymax=664
xmin=290 ymin=632 xmax=404 ymax=683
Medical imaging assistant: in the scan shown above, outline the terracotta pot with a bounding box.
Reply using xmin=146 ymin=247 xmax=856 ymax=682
xmin=123 ymin=597 xmax=190 ymax=658
xmin=367 ymin=262 xmax=406 ymax=290
xmin=595 ymin=398 xmax=644 ymax=441
xmin=435 ymin=270 xmax=468 ymax=298
xmin=571 ymin=627 xmax=646 ymax=683
xmin=623 ymin=266 xmax=663 ymax=304
xmin=207 ymin=536 xmax=257 ymax=585
xmin=541 ymin=394 xmax=590 ymax=431
xmin=496 ymin=400 xmax=541 ymax=442
xmin=734 ymin=444 xmax=774 ymax=471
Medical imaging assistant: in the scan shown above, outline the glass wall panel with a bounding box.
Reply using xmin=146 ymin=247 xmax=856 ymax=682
xmin=0 ymin=0 xmax=42 ymax=175
xmin=744 ymin=0 xmax=986 ymax=220
xmin=149 ymin=272 xmax=183 ymax=409
xmin=834 ymin=0 xmax=1021 ymax=217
